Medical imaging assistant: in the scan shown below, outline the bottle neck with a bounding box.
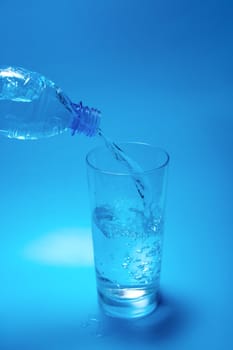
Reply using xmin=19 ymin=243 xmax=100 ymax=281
xmin=70 ymin=101 xmax=101 ymax=137
xmin=56 ymin=88 xmax=101 ymax=137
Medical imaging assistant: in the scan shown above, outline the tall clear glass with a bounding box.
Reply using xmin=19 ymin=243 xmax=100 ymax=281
xmin=86 ymin=142 xmax=169 ymax=318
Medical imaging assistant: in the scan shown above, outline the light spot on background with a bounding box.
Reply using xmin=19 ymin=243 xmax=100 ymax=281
xmin=23 ymin=228 xmax=94 ymax=266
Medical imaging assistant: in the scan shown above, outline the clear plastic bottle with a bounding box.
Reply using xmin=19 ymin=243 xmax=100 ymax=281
xmin=0 ymin=66 xmax=101 ymax=140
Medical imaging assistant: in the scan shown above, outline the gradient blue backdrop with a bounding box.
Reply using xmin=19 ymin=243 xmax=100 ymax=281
xmin=0 ymin=0 xmax=232 ymax=349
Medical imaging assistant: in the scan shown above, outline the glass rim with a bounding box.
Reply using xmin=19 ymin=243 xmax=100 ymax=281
xmin=86 ymin=141 xmax=170 ymax=176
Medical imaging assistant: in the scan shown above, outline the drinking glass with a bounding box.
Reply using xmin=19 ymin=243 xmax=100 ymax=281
xmin=86 ymin=142 xmax=169 ymax=318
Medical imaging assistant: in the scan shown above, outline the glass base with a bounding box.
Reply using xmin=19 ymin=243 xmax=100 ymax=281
xmin=98 ymin=286 xmax=159 ymax=319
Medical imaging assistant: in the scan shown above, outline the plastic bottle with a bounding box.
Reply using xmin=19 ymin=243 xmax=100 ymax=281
xmin=0 ymin=66 xmax=101 ymax=140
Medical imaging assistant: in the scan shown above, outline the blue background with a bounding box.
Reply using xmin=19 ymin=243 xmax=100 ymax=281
xmin=0 ymin=0 xmax=232 ymax=349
